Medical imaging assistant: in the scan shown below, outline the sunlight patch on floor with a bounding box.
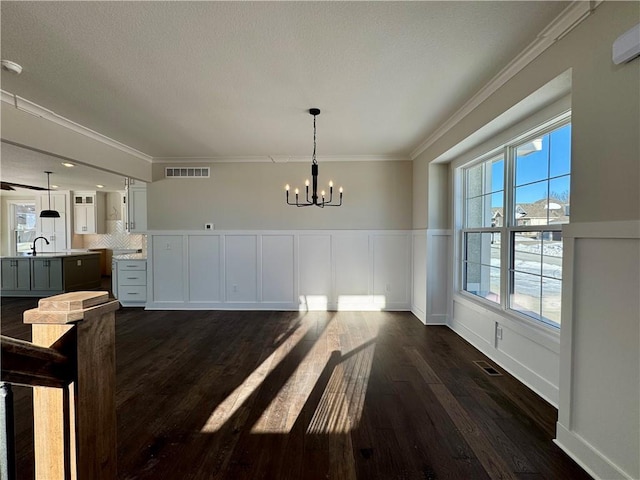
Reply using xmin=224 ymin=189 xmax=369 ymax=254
xmin=305 ymin=341 xmax=376 ymax=434
xmin=200 ymin=318 xmax=313 ymax=433
xmin=251 ymin=316 xmax=378 ymax=434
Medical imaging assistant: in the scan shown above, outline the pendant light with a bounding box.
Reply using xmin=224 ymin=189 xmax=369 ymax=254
xmin=285 ymin=108 xmax=343 ymax=208
xmin=40 ymin=171 xmax=60 ymax=218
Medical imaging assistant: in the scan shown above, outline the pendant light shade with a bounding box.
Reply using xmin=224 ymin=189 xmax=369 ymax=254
xmin=40 ymin=171 xmax=60 ymax=218
xmin=40 ymin=209 xmax=60 ymax=218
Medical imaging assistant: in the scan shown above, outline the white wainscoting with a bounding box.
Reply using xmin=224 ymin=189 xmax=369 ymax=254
xmin=188 ymin=235 xmax=221 ymax=303
xmin=426 ymin=230 xmax=451 ymax=324
xmin=555 ymin=220 xmax=639 ymax=480
xmin=151 ymin=235 xmax=185 ymax=303
xmin=411 ymin=231 xmax=427 ymax=323
xmin=146 ymin=230 xmax=411 ymax=311
xmin=449 ymin=295 xmax=561 ymax=405
xmin=411 ymin=230 xmax=451 ymax=325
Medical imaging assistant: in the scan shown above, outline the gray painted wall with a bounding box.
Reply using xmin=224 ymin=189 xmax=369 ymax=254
xmin=147 ymin=161 xmax=413 ymax=230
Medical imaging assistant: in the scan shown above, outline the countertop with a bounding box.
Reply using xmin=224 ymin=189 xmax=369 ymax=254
xmin=1 ymin=251 xmax=101 ymax=260
xmin=112 ymin=253 xmax=147 ymax=261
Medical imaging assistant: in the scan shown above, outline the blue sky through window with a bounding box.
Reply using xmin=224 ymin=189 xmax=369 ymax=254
xmin=514 ymin=124 xmax=571 ymax=203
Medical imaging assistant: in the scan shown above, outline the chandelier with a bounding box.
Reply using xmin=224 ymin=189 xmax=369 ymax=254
xmin=285 ymin=108 xmax=343 ymax=207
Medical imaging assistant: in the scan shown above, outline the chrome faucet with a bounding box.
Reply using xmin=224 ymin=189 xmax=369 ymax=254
xmin=31 ymin=236 xmax=50 ymax=256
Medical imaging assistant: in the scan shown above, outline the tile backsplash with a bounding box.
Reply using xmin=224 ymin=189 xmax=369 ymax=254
xmin=81 ymin=220 xmax=146 ymax=251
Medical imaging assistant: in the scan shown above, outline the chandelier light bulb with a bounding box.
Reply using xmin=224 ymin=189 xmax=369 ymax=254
xmin=305 ymin=179 xmax=310 ymax=187
xmin=321 ymin=190 xmax=326 ymax=197
xmin=339 ymin=187 xmax=343 ymax=193
xmin=329 ymin=180 xmax=333 ymax=188
xmin=295 ymin=188 xmax=299 ymax=195
xmin=285 ymin=184 xmax=290 ymax=191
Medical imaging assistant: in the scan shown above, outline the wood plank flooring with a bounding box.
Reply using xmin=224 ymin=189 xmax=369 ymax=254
xmin=1 ymin=295 xmax=591 ymax=479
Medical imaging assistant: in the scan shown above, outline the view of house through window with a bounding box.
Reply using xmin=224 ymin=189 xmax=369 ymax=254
xmin=461 ymin=120 xmax=571 ymax=328
xmin=11 ymin=202 xmax=37 ymax=254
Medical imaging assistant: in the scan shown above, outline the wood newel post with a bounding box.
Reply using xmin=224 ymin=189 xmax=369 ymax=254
xmin=24 ymin=291 xmax=119 ymax=480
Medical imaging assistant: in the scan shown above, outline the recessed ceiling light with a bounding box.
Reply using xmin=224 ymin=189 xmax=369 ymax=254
xmin=61 ymin=162 xmax=75 ymax=167
xmin=96 ymin=184 xmax=104 ymax=188
xmin=51 ymin=185 xmax=59 ymax=189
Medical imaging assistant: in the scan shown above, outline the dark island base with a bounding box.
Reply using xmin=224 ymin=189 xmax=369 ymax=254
xmin=1 ymin=253 xmax=101 ymax=297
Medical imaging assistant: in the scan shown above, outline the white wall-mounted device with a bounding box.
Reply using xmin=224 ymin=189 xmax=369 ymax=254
xmin=612 ymin=23 xmax=640 ymax=65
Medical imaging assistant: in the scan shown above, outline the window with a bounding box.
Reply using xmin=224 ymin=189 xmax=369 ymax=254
xmin=461 ymin=120 xmax=571 ymax=328
xmin=10 ymin=202 xmax=36 ymax=254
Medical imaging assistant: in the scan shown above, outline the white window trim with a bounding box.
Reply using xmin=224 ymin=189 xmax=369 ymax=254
xmin=453 ymin=114 xmax=571 ymax=335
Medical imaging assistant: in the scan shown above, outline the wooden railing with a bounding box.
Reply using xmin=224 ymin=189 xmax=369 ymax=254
xmin=1 ymin=291 xmax=119 ymax=480
xmin=1 ymin=336 xmax=73 ymax=388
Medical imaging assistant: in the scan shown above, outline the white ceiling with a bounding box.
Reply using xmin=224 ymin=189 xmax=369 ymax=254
xmin=1 ymin=1 xmax=570 ymax=165
xmin=1 ymin=142 xmax=127 ymax=194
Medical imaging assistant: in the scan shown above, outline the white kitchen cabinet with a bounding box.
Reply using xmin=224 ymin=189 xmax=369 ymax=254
xmin=35 ymin=193 xmax=68 ymax=252
xmin=73 ymin=191 xmax=105 ymax=234
xmin=113 ymin=258 xmax=147 ymax=306
xmin=124 ymin=181 xmax=147 ymax=233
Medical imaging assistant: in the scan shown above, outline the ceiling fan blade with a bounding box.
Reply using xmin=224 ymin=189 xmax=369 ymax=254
xmin=0 ymin=181 xmax=49 ymax=191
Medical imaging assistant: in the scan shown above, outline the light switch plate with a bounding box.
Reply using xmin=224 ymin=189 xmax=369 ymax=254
xmin=205 ymin=223 xmax=214 ymax=230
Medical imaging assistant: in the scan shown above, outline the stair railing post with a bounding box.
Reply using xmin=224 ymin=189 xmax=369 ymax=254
xmin=24 ymin=291 xmax=119 ymax=480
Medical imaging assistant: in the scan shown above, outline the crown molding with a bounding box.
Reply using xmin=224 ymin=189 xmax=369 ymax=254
xmin=409 ymin=0 xmax=601 ymax=160
xmin=1 ymin=90 xmax=153 ymax=163
xmin=152 ymin=154 xmax=410 ymax=164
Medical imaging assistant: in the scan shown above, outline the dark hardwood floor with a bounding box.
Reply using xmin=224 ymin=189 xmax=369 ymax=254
xmin=1 ymin=293 xmax=591 ymax=479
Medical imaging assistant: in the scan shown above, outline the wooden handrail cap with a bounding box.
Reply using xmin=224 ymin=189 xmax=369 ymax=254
xmin=38 ymin=291 xmax=110 ymax=312
xmin=24 ymin=294 xmax=120 ymax=325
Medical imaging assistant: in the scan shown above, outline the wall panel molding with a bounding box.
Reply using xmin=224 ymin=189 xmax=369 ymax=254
xmin=146 ymin=230 xmax=412 ymax=312
xmin=556 ymin=220 xmax=639 ymax=480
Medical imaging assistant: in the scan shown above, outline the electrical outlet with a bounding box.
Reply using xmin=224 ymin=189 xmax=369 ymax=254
xmin=232 ymin=284 xmax=238 ymax=293
xmin=205 ymin=223 xmax=214 ymax=230
xmin=165 ymin=243 xmax=171 ymax=250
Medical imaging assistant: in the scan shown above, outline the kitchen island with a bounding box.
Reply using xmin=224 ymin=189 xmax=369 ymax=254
xmin=1 ymin=252 xmax=102 ymax=297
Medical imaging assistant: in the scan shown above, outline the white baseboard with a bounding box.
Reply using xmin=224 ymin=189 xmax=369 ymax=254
xmin=426 ymin=313 xmax=448 ymax=325
xmin=555 ymin=423 xmax=635 ymax=480
xmin=411 ymin=304 xmax=426 ymax=324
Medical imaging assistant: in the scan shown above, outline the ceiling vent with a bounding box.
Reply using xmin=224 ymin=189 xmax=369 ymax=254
xmin=165 ymin=167 xmax=210 ymax=178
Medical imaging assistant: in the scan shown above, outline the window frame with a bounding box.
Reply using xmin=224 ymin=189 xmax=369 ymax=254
xmin=457 ymin=114 xmax=571 ymax=331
